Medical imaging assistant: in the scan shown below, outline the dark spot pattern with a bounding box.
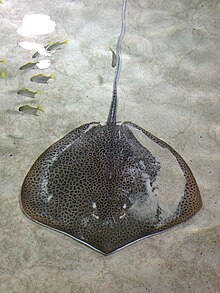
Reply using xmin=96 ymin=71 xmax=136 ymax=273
xmin=21 ymin=121 xmax=202 ymax=255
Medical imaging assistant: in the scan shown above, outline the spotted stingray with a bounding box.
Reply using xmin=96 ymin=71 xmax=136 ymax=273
xmin=21 ymin=0 xmax=202 ymax=255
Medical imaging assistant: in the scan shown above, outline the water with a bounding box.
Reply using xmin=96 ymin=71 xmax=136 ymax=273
xmin=1 ymin=0 xmax=219 ymax=292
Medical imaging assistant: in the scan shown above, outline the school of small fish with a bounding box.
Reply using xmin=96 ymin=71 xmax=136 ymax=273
xmin=18 ymin=40 xmax=67 ymax=115
xmin=16 ymin=37 xmax=116 ymax=115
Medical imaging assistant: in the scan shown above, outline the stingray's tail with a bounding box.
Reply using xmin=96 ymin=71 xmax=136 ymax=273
xmin=107 ymin=0 xmax=127 ymax=126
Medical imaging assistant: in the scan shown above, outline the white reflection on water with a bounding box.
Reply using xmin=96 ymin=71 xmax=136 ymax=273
xmin=17 ymin=14 xmax=56 ymax=37
xmin=18 ymin=41 xmax=51 ymax=57
xmin=36 ymin=60 xmax=51 ymax=69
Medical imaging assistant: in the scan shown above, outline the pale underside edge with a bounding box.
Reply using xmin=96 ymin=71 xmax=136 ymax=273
xmin=19 ymin=197 xmax=201 ymax=256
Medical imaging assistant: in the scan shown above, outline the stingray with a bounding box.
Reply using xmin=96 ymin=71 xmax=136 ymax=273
xmin=21 ymin=0 xmax=202 ymax=255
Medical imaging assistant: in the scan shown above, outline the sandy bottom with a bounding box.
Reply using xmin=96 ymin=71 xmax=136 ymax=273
xmin=0 ymin=0 xmax=219 ymax=292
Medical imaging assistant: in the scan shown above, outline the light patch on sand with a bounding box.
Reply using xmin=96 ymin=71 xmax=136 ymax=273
xmin=19 ymin=42 xmax=51 ymax=56
xmin=17 ymin=14 xmax=56 ymax=36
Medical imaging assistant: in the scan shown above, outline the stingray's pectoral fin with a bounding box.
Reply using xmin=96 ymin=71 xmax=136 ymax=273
xmin=123 ymin=121 xmax=202 ymax=229
xmin=21 ymin=121 xmax=100 ymax=219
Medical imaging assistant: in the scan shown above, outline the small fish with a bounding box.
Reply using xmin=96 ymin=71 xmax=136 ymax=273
xmin=30 ymin=73 xmax=55 ymax=84
xmin=110 ymin=48 xmax=117 ymax=68
xmin=17 ymin=89 xmax=41 ymax=98
xmin=0 ymin=59 xmax=6 ymax=64
xmin=47 ymin=40 xmax=68 ymax=52
xmin=19 ymin=62 xmax=38 ymax=71
xmin=19 ymin=104 xmax=44 ymax=116
xmin=0 ymin=71 xmax=7 ymax=78
xmin=32 ymin=51 xmax=40 ymax=59
xmin=32 ymin=45 xmax=49 ymax=58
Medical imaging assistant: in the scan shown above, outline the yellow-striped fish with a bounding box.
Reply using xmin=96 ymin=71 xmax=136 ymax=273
xmin=30 ymin=73 xmax=55 ymax=84
xmin=17 ymin=89 xmax=41 ymax=98
xmin=19 ymin=104 xmax=44 ymax=115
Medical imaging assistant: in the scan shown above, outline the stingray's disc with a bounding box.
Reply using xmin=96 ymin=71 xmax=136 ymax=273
xmin=21 ymin=121 xmax=202 ymax=255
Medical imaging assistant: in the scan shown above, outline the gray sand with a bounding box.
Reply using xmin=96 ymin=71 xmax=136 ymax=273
xmin=0 ymin=0 xmax=219 ymax=292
